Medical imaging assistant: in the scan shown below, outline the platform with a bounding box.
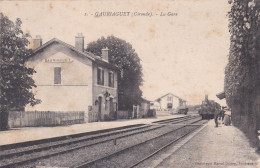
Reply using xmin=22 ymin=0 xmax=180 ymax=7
xmin=0 ymin=114 xmax=185 ymax=146
xmin=155 ymin=120 xmax=260 ymax=168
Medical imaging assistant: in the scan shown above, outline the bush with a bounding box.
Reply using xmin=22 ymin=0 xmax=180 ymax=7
xmin=104 ymin=114 xmax=113 ymax=121
xmin=225 ymin=0 xmax=260 ymax=149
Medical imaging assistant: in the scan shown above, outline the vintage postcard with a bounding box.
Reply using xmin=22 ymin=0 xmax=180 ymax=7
xmin=0 ymin=0 xmax=259 ymax=168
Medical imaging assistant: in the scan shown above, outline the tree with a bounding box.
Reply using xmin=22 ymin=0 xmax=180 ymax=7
xmin=225 ymin=0 xmax=260 ymax=148
xmin=86 ymin=36 xmax=143 ymax=110
xmin=0 ymin=13 xmax=40 ymax=130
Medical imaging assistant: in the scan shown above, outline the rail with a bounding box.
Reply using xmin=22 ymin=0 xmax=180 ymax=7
xmin=73 ymin=117 xmax=202 ymax=168
xmin=0 ymin=115 xmax=201 ymax=168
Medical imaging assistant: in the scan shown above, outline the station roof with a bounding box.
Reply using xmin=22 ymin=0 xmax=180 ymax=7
xmin=141 ymin=98 xmax=151 ymax=103
xmin=155 ymin=93 xmax=186 ymax=102
xmin=28 ymin=38 xmax=119 ymax=71
xmin=216 ymin=91 xmax=225 ymax=100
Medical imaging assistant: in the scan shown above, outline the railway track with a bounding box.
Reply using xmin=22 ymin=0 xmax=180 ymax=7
xmin=131 ymin=120 xmax=208 ymax=168
xmin=73 ymin=117 xmax=204 ymax=168
xmin=0 ymin=115 xmax=199 ymax=168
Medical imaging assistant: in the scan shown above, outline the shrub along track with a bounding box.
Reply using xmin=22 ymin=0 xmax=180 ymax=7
xmin=0 ymin=115 xmax=199 ymax=168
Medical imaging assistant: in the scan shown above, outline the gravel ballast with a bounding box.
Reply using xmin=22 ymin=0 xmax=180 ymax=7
xmin=5 ymin=116 xmax=202 ymax=168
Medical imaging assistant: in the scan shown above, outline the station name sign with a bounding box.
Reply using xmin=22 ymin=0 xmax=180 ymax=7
xmin=45 ymin=58 xmax=73 ymax=63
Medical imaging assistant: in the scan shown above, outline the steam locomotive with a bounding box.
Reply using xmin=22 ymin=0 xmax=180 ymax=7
xmin=198 ymin=95 xmax=221 ymax=119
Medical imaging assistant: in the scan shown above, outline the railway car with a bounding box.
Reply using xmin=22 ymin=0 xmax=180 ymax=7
xmin=177 ymin=106 xmax=189 ymax=115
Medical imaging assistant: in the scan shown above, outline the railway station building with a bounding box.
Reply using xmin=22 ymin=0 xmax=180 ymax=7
xmin=25 ymin=34 xmax=118 ymax=122
xmin=154 ymin=93 xmax=187 ymax=111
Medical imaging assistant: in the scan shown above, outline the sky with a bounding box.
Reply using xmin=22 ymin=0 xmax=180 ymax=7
xmin=0 ymin=0 xmax=231 ymax=106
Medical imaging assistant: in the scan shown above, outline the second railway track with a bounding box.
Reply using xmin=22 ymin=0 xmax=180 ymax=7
xmin=74 ymin=117 xmax=205 ymax=168
xmin=0 ymin=115 xmax=202 ymax=168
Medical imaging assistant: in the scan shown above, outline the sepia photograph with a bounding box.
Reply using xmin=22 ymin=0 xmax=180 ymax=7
xmin=0 ymin=0 xmax=259 ymax=167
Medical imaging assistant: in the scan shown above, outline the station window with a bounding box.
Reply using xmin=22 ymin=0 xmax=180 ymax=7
xmin=109 ymin=71 xmax=114 ymax=87
xmin=167 ymin=103 xmax=173 ymax=109
xmin=54 ymin=67 xmax=61 ymax=84
xmin=97 ymin=68 xmax=104 ymax=85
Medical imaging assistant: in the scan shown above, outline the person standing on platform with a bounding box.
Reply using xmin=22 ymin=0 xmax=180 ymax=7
xmin=214 ymin=107 xmax=220 ymax=127
xmin=223 ymin=108 xmax=231 ymax=126
xmin=219 ymin=106 xmax=226 ymax=122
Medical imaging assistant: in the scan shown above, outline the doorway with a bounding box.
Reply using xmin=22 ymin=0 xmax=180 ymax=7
xmin=109 ymin=98 xmax=114 ymax=119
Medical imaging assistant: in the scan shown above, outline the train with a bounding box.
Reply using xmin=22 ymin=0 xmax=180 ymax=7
xmin=198 ymin=95 xmax=221 ymax=119
xmin=177 ymin=105 xmax=189 ymax=115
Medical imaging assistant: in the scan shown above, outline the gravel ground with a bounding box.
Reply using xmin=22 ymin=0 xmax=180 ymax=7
xmin=25 ymin=124 xmax=177 ymax=168
xmin=17 ymin=117 xmax=201 ymax=168
xmin=2 ymin=125 xmax=160 ymax=167
xmin=156 ymin=120 xmax=260 ymax=168
xmin=88 ymin=125 xmax=201 ymax=168
xmin=0 ymin=124 xmax=149 ymax=156
xmin=3 ymin=117 xmax=200 ymax=168
xmin=0 ymin=125 xmax=155 ymax=166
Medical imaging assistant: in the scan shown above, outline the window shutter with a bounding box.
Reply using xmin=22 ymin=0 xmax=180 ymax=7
xmin=109 ymin=72 xmax=111 ymax=86
xmin=97 ymin=68 xmax=100 ymax=84
xmin=102 ymin=70 xmax=104 ymax=85
xmin=108 ymin=72 xmax=114 ymax=87
xmin=54 ymin=67 xmax=61 ymax=84
xmin=111 ymin=72 xmax=114 ymax=87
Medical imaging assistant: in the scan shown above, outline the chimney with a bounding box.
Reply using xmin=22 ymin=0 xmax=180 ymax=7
xmin=75 ymin=33 xmax=84 ymax=52
xmin=101 ymin=47 xmax=109 ymax=62
xmin=31 ymin=35 xmax=42 ymax=50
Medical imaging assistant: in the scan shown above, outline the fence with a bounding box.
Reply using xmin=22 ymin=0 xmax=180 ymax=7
xmin=133 ymin=105 xmax=156 ymax=119
xmin=8 ymin=111 xmax=85 ymax=128
xmin=117 ymin=110 xmax=131 ymax=119
xmin=88 ymin=109 xmax=98 ymax=122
